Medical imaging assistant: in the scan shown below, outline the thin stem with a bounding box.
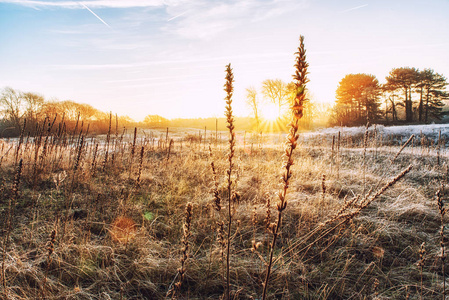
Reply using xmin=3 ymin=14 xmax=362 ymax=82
xmin=262 ymin=35 xmax=308 ymax=300
xmin=224 ymin=63 xmax=235 ymax=300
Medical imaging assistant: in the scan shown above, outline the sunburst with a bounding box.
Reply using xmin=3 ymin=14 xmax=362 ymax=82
xmin=260 ymin=102 xmax=281 ymax=121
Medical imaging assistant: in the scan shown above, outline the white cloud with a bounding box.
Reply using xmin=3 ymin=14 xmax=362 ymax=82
xmin=0 ymin=0 xmax=166 ymax=8
xmin=163 ymin=0 xmax=307 ymax=39
xmin=2 ymin=0 xmax=308 ymax=39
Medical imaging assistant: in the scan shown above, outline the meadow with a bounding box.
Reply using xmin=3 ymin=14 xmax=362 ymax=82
xmin=1 ymin=37 xmax=448 ymax=300
xmin=0 ymin=119 xmax=447 ymax=299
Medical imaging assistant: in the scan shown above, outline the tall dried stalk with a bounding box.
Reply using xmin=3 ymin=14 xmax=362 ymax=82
xmin=165 ymin=127 xmax=169 ymax=149
xmin=417 ymin=242 xmax=426 ymax=300
xmin=31 ymin=121 xmax=45 ymax=188
xmin=209 ymin=146 xmax=221 ymax=212
xmin=167 ymin=139 xmax=174 ymax=161
xmin=392 ymin=134 xmax=414 ymax=162
xmin=362 ymin=122 xmax=369 ymax=194
xmin=135 ymin=146 xmax=145 ymax=188
xmin=111 ymin=113 xmax=119 ymax=166
xmin=14 ymin=119 xmax=26 ymax=164
xmin=224 ymin=63 xmax=236 ymax=300
xmin=331 ymin=135 xmax=335 ymax=174
xmin=91 ymin=143 xmax=99 ymax=177
xmin=436 ymin=187 xmax=446 ymax=300
xmin=1 ymin=159 xmax=23 ymax=297
xmin=129 ymin=127 xmax=137 ymax=179
xmin=61 ymin=135 xmax=85 ymax=241
xmin=70 ymin=112 xmax=80 ymax=145
xmin=437 ymin=130 xmax=441 ymax=166
xmin=261 ymin=35 xmax=308 ymax=300
xmin=173 ymin=202 xmax=193 ymax=298
xmin=337 ymin=131 xmax=341 ymax=179
xmin=102 ymin=112 xmax=112 ymax=172
xmin=73 ymin=135 xmax=84 ymax=172
xmin=42 ymin=228 xmax=56 ymax=298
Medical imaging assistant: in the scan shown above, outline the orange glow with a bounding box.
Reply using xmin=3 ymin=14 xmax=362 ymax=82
xmin=256 ymin=101 xmax=290 ymax=132
xmin=259 ymin=118 xmax=288 ymax=133
xmin=110 ymin=216 xmax=136 ymax=244
xmin=259 ymin=101 xmax=291 ymax=123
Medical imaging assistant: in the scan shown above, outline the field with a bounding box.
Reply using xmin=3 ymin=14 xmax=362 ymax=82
xmin=0 ymin=122 xmax=448 ymax=300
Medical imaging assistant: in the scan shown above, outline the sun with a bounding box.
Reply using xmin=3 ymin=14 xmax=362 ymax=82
xmin=257 ymin=102 xmax=290 ymax=132
xmin=260 ymin=102 xmax=280 ymax=121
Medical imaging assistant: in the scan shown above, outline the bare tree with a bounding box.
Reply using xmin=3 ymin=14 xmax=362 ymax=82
xmin=245 ymin=86 xmax=260 ymax=132
xmin=22 ymin=92 xmax=45 ymax=127
xmin=261 ymin=79 xmax=289 ymax=117
xmin=0 ymin=87 xmax=25 ymax=133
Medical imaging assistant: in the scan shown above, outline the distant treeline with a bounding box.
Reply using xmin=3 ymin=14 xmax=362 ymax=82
xmin=0 ymin=87 xmax=138 ymax=137
xmin=0 ymin=87 xmax=261 ymax=138
xmin=141 ymin=116 xmax=315 ymax=133
xmin=143 ymin=116 xmax=254 ymax=132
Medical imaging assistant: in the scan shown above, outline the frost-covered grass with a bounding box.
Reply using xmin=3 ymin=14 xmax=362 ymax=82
xmin=304 ymin=123 xmax=449 ymax=144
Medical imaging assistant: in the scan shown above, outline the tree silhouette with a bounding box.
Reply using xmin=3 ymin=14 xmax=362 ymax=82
xmin=385 ymin=67 xmax=420 ymax=122
xmin=418 ymin=69 xmax=448 ymax=123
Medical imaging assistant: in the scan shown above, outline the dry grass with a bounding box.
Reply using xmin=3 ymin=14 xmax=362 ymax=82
xmin=0 ymin=121 xmax=447 ymax=299
xmin=1 ymin=38 xmax=448 ymax=299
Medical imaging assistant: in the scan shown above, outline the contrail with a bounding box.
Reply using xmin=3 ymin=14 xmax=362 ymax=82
xmin=80 ymin=2 xmax=111 ymax=28
xmin=340 ymin=4 xmax=368 ymax=13
xmin=167 ymin=11 xmax=188 ymax=22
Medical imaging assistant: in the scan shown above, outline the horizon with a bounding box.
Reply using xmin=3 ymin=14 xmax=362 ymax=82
xmin=1 ymin=0 xmax=449 ymax=121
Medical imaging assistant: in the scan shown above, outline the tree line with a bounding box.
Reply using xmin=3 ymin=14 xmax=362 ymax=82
xmin=7 ymin=66 xmax=441 ymax=137
xmin=0 ymin=87 xmax=137 ymax=137
xmin=331 ymin=67 xmax=449 ymax=126
xmin=0 ymin=87 xmax=261 ymax=137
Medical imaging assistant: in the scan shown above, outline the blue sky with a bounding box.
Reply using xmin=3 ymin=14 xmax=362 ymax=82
xmin=1 ymin=0 xmax=448 ymax=120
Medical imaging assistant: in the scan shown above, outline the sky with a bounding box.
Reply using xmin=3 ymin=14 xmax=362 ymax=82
xmin=1 ymin=0 xmax=449 ymax=121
